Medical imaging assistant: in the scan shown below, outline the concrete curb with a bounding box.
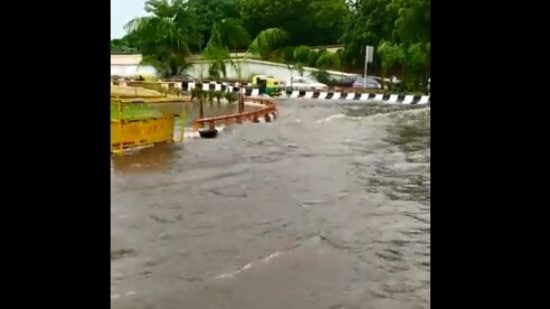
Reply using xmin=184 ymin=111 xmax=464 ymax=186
xmin=284 ymin=90 xmax=430 ymax=105
xmin=178 ymin=82 xmax=429 ymax=105
xmin=113 ymin=80 xmax=429 ymax=105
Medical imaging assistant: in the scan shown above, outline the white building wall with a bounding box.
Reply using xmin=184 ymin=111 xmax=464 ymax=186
xmin=187 ymin=59 xmax=357 ymax=82
xmin=110 ymin=54 xmax=358 ymax=81
xmin=110 ymin=64 xmax=157 ymax=77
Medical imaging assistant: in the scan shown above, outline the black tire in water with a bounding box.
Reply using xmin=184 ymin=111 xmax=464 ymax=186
xmin=199 ymin=129 xmax=218 ymax=139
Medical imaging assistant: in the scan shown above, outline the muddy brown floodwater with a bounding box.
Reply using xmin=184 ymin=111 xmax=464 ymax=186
xmin=111 ymin=99 xmax=430 ymax=309
xmin=150 ymin=101 xmax=261 ymax=127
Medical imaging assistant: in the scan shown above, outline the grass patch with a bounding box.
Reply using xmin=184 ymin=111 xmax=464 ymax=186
xmin=111 ymin=103 xmax=162 ymax=120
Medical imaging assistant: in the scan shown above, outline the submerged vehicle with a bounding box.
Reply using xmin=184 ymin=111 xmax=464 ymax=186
xmin=251 ymin=75 xmax=283 ymax=96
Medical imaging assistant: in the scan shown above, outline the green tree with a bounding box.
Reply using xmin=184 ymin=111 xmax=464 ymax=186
xmin=203 ymin=23 xmax=233 ymax=79
xmin=309 ymin=0 xmax=350 ymax=45
xmin=402 ymin=42 xmax=430 ymax=89
xmin=340 ymin=0 xmax=398 ymax=70
xmin=217 ymin=19 xmax=250 ymax=79
xmin=339 ymin=0 xmax=430 ymax=84
xmin=110 ymin=37 xmax=138 ymax=53
xmin=111 ymin=33 xmax=141 ymax=53
xmin=280 ymin=46 xmax=295 ymax=63
xmin=116 ymin=0 xmax=429 ymax=87
xmin=316 ymin=51 xmax=341 ymax=70
xmin=239 ymin=0 xmax=349 ymax=46
xmin=218 ymin=18 xmax=250 ymax=52
xmin=306 ymin=49 xmax=324 ymax=67
xmin=293 ymin=46 xmax=311 ymax=64
xmin=388 ymin=0 xmax=430 ymax=44
xmin=248 ymin=28 xmax=288 ymax=60
xmin=189 ymin=0 xmax=241 ymax=49
xmin=377 ymin=41 xmax=405 ymax=89
xmin=124 ymin=0 xmax=200 ymax=77
xmin=312 ymin=51 xmax=341 ymax=83
xmin=385 ymin=0 xmax=430 ymax=89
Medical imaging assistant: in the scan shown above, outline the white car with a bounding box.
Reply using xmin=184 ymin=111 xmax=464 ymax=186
xmin=284 ymin=77 xmax=328 ymax=91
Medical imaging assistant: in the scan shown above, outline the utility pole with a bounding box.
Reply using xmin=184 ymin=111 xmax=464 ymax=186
xmin=364 ymin=46 xmax=374 ymax=89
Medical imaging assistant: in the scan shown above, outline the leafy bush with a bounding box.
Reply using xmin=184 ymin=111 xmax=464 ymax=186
xmin=225 ymin=91 xmax=238 ymax=103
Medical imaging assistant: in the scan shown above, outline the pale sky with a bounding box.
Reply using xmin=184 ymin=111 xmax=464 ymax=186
xmin=111 ymin=0 xmax=147 ymax=39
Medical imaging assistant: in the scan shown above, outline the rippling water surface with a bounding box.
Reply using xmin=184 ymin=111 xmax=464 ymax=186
xmin=111 ymin=99 xmax=430 ymax=309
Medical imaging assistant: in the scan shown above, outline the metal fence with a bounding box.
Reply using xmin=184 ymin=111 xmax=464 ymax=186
xmin=111 ymin=100 xmax=185 ymax=155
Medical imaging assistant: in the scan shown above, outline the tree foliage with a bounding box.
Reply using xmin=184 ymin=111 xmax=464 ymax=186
xmin=124 ymin=0 xmax=199 ymax=77
xmin=112 ymin=0 xmax=430 ymax=89
xmin=316 ymin=51 xmax=341 ymax=70
xmin=188 ymin=0 xmax=241 ymax=49
xmin=378 ymin=41 xmax=404 ymax=74
xmin=239 ymin=0 xmax=349 ymax=46
xmin=339 ymin=0 xmax=430 ymax=89
xmin=203 ymin=23 xmax=233 ymax=79
xmin=293 ymin=46 xmax=311 ymax=64
xmin=389 ymin=0 xmax=430 ymax=44
xmin=248 ymin=28 xmax=288 ymax=59
xmin=111 ymin=36 xmax=139 ymax=53
xmin=218 ymin=18 xmax=250 ymax=51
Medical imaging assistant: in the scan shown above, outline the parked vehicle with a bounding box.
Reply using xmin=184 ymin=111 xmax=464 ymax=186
xmin=284 ymin=77 xmax=328 ymax=91
xmin=352 ymin=77 xmax=382 ymax=89
xmin=251 ymin=75 xmax=283 ymax=96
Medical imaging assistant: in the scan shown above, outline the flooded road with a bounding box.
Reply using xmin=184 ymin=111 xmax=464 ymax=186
xmin=111 ymin=99 xmax=430 ymax=309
